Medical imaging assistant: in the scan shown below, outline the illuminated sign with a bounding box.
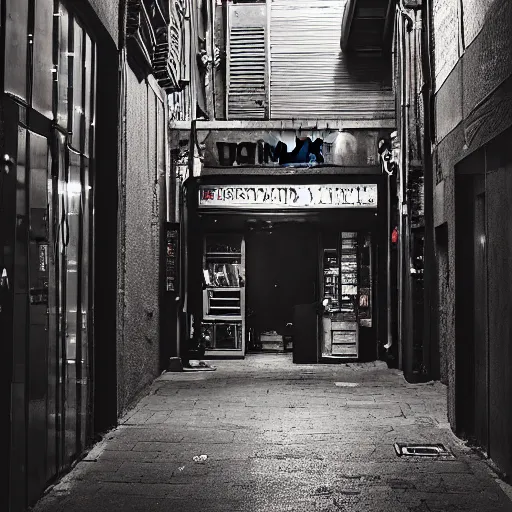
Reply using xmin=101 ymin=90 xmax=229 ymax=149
xmin=198 ymin=184 xmax=378 ymax=209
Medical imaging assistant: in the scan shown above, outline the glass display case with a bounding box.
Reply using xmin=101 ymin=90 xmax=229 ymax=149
xmin=202 ymin=234 xmax=245 ymax=356
xmin=340 ymin=232 xmax=358 ymax=322
xmin=321 ymin=232 xmax=363 ymax=359
xmin=323 ymin=249 xmax=340 ymax=311
xmin=358 ymin=234 xmax=372 ymax=327
xmin=201 ymin=322 xmax=243 ymax=350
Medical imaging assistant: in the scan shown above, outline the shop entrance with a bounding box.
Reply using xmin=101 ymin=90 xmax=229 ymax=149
xmin=245 ymin=225 xmax=318 ymax=351
xmin=320 ymin=231 xmax=374 ymax=360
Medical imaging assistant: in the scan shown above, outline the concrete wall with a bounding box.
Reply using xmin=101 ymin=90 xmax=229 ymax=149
xmin=83 ymin=0 xmax=170 ymax=422
xmin=432 ymin=0 xmax=512 ymax=464
xmin=485 ymin=139 xmax=512 ymax=477
xmin=117 ymin=68 xmax=167 ymax=415
xmin=87 ymin=0 xmax=119 ymax=46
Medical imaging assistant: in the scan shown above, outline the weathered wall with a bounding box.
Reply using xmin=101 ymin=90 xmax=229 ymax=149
xmin=432 ymin=0 xmax=500 ymax=92
xmin=87 ymin=0 xmax=119 ymax=46
xmin=117 ymin=68 xmax=166 ymax=415
xmin=486 ymin=140 xmax=512 ymax=478
xmin=432 ymin=0 xmax=512 ymax=456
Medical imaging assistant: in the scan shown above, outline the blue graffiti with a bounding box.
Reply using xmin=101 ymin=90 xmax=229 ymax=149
xmin=216 ymin=137 xmax=324 ymax=166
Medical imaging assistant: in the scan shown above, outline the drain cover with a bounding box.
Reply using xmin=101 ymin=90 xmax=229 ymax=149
xmin=394 ymin=443 xmax=452 ymax=457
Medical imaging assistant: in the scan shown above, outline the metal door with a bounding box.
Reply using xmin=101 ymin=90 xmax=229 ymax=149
xmin=2 ymin=1 xmax=97 ymax=507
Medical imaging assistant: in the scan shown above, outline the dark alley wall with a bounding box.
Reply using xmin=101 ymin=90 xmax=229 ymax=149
xmin=87 ymin=0 xmax=119 ymax=45
xmin=432 ymin=0 xmax=512 ymax=477
xmin=116 ymin=68 xmax=167 ymax=416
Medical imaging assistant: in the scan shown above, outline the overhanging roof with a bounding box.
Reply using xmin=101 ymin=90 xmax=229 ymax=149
xmin=341 ymin=0 xmax=395 ymax=52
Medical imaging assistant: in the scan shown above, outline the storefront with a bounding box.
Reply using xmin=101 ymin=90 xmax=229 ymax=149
xmin=185 ymin=174 xmax=388 ymax=363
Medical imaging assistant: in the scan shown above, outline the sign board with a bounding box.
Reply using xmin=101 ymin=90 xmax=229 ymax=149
xmin=198 ymin=184 xmax=378 ymax=209
xmin=164 ymin=223 xmax=180 ymax=293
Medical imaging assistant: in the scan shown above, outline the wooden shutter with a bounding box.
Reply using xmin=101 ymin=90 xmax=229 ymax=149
xmin=227 ymin=3 xmax=267 ymax=120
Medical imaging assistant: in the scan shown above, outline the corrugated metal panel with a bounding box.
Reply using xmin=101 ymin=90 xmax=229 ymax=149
xmin=270 ymin=0 xmax=394 ymax=120
xmin=227 ymin=3 xmax=267 ymax=120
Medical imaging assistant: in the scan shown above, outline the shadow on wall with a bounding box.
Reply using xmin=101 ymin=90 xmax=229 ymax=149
xmin=435 ymin=223 xmax=449 ymax=384
xmin=336 ymin=51 xmax=392 ymax=86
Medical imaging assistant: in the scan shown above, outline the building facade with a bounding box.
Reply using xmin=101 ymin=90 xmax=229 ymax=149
xmin=171 ymin=0 xmax=398 ymax=365
xmin=0 ymin=0 xmax=188 ymax=509
xmin=428 ymin=0 xmax=512 ymax=481
xmin=390 ymin=0 xmax=512 ymax=482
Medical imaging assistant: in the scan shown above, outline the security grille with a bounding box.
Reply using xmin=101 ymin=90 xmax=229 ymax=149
xmin=394 ymin=443 xmax=453 ymax=457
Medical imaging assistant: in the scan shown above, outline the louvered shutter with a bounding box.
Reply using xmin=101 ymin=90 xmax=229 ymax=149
xmin=227 ymin=3 xmax=267 ymax=120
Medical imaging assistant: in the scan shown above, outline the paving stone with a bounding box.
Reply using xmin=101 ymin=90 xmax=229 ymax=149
xmin=32 ymin=354 xmax=512 ymax=512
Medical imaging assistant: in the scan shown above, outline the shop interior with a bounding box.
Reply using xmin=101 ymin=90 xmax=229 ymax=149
xmin=196 ymin=211 xmax=382 ymax=362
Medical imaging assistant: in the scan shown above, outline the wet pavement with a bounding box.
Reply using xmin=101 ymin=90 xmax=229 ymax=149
xmin=32 ymin=354 xmax=512 ymax=512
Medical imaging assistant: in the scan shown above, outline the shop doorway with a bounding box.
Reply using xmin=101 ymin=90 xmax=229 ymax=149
xmin=245 ymin=225 xmax=318 ymax=351
xmin=320 ymin=231 xmax=374 ymax=360
xmin=456 ymin=141 xmax=512 ymax=477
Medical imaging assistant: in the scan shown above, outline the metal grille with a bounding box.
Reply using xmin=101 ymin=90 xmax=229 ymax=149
xmin=269 ymin=0 xmax=394 ymax=120
xmin=227 ymin=3 xmax=267 ymax=120
xmin=394 ymin=443 xmax=453 ymax=457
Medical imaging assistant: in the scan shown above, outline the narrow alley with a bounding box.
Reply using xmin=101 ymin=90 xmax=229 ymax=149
xmin=32 ymin=355 xmax=512 ymax=512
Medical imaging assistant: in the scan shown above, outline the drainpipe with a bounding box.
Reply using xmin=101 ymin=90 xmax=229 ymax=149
xmin=421 ymin=0 xmax=436 ymax=379
xmin=396 ymin=2 xmax=414 ymax=372
xmin=385 ymin=156 xmax=393 ymax=354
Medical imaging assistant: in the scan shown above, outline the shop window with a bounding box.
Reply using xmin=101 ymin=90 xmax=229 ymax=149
xmin=203 ymin=234 xmax=243 ymax=288
xmin=202 ymin=234 xmax=245 ymax=353
xmin=201 ymin=322 xmax=242 ymax=351
xmin=340 ymin=232 xmax=358 ymax=321
xmin=358 ymin=234 xmax=372 ymax=325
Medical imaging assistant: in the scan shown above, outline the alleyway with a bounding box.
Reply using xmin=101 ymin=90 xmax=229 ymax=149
xmin=33 ymin=355 xmax=512 ymax=512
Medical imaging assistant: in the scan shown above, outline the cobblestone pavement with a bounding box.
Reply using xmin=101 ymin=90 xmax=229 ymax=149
xmin=32 ymin=354 xmax=512 ymax=512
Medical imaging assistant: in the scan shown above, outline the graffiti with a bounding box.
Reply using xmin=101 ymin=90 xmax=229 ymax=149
xmin=216 ymin=137 xmax=324 ymax=166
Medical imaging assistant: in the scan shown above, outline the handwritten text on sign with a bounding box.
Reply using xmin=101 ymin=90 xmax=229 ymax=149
xmin=198 ymin=184 xmax=378 ymax=209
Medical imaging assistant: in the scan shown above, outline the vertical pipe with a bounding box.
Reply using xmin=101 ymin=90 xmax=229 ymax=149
xmin=403 ymin=8 xmax=412 ymax=378
xmin=397 ymin=8 xmax=405 ymax=370
xmin=385 ymin=165 xmax=392 ymax=352
xmin=422 ymin=0 xmax=438 ymax=381
xmin=165 ymin=97 xmax=170 ymax=223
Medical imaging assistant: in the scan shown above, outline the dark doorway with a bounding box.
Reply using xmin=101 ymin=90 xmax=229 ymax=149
xmin=455 ymin=169 xmax=488 ymax=451
xmin=245 ymin=225 xmax=318 ymax=348
xmin=472 ymin=189 xmax=488 ymax=452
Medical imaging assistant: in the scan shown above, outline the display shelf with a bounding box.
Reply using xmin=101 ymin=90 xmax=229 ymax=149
xmin=203 ymin=287 xmax=242 ymax=316
xmin=202 ymin=320 xmax=243 ymax=351
xmin=202 ymin=234 xmax=246 ymax=354
xmin=323 ymin=248 xmax=340 ymax=310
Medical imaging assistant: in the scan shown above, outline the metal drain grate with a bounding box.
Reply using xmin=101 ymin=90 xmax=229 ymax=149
xmin=394 ymin=443 xmax=453 ymax=457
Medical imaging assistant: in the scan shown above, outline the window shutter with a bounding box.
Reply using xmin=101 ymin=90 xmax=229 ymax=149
xmin=227 ymin=3 xmax=267 ymax=120
xmin=269 ymin=0 xmax=394 ymax=120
